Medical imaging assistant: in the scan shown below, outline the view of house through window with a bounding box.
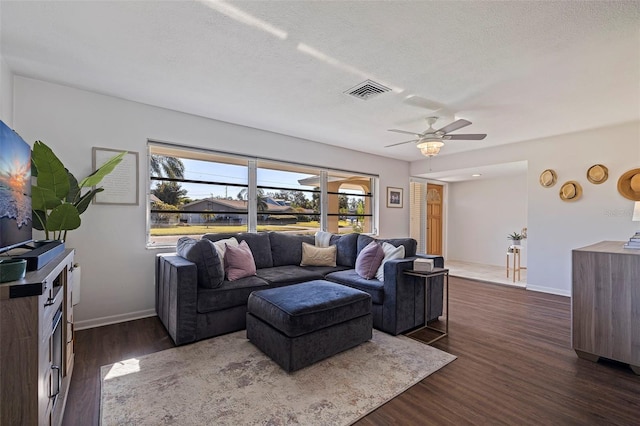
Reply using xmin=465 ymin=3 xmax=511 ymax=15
xmin=256 ymin=161 xmax=321 ymax=235
xmin=326 ymin=171 xmax=374 ymax=235
xmin=148 ymin=143 xmax=377 ymax=247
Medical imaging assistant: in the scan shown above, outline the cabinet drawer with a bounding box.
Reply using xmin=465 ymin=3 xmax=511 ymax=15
xmin=41 ymin=288 xmax=63 ymax=343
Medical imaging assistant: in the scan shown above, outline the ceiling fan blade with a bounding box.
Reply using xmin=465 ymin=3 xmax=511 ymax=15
xmin=384 ymin=139 xmax=418 ymax=148
xmin=444 ymin=134 xmax=487 ymax=140
xmin=437 ymin=119 xmax=472 ymax=134
xmin=388 ymin=129 xmax=421 ymax=137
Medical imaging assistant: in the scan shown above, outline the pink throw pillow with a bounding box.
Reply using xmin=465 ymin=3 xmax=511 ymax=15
xmin=355 ymin=241 xmax=385 ymax=280
xmin=224 ymin=240 xmax=257 ymax=281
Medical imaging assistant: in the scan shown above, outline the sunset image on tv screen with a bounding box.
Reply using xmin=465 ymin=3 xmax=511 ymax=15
xmin=0 ymin=121 xmax=32 ymax=248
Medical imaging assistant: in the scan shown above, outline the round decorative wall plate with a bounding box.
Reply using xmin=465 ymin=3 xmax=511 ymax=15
xmin=587 ymin=164 xmax=608 ymax=184
xmin=559 ymin=181 xmax=582 ymax=202
xmin=539 ymin=169 xmax=557 ymax=188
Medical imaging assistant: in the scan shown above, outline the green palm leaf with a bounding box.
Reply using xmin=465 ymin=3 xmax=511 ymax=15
xmin=32 ymin=210 xmax=47 ymax=231
xmin=66 ymin=170 xmax=80 ymax=204
xmin=32 ymin=185 xmax=62 ymax=211
xmin=75 ymin=188 xmax=104 ymax=214
xmin=47 ymin=204 xmax=81 ymax=232
xmin=78 ymin=151 xmax=126 ymax=188
xmin=31 ymin=141 xmax=69 ymax=199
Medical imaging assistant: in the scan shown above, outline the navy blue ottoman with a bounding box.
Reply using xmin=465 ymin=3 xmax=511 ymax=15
xmin=246 ymin=280 xmax=372 ymax=372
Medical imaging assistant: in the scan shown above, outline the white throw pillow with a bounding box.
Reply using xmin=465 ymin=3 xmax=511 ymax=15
xmin=375 ymin=242 xmax=405 ymax=282
xmin=314 ymin=231 xmax=332 ymax=248
xmin=212 ymin=237 xmax=239 ymax=276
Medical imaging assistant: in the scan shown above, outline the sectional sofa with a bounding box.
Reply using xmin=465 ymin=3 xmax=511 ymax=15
xmin=155 ymin=232 xmax=444 ymax=345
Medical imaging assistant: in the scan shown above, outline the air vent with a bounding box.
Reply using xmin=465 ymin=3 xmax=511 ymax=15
xmin=344 ymin=80 xmax=391 ymax=100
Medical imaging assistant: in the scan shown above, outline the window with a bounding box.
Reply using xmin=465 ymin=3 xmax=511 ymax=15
xmin=256 ymin=161 xmax=321 ymax=235
xmin=327 ymin=171 xmax=375 ymax=234
xmin=148 ymin=145 xmax=249 ymax=247
xmin=147 ymin=142 xmax=378 ymax=247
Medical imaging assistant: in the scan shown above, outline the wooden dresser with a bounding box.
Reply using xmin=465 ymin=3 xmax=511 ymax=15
xmin=572 ymin=241 xmax=640 ymax=374
xmin=0 ymin=249 xmax=75 ymax=425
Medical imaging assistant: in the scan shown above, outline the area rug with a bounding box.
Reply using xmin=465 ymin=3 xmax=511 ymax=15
xmin=100 ymin=330 xmax=455 ymax=425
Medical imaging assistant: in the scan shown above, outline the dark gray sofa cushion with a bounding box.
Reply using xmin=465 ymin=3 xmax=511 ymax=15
xmin=176 ymin=237 xmax=223 ymax=289
xmin=197 ymin=275 xmax=269 ymax=313
xmin=301 ymin=265 xmax=351 ymax=276
xmin=236 ymin=233 xmax=274 ymax=269
xmin=357 ymin=234 xmax=417 ymax=257
xmin=203 ymin=232 xmax=274 ymax=269
xmin=247 ymin=280 xmax=371 ymax=338
xmin=381 ymin=238 xmax=417 ymax=257
xmin=325 ymin=269 xmax=385 ymax=304
xmin=269 ymin=233 xmax=314 ymax=266
xmin=202 ymin=233 xmax=236 ymax=242
xmin=330 ymin=233 xmax=359 ymax=267
xmin=256 ymin=265 xmax=324 ymax=286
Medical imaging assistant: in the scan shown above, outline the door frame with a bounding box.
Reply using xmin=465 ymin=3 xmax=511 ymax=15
xmin=409 ymin=177 xmax=448 ymax=257
xmin=426 ymin=182 xmax=444 ymax=256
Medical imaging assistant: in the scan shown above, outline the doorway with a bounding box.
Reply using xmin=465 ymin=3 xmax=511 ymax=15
xmin=426 ymin=183 xmax=443 ymax=255
xmin=409 ymin=180 xmax=444 ymax=255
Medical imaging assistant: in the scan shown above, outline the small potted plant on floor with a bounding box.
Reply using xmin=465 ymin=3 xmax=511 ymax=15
xmin=508 ymin=232 xmax=524 ymax=246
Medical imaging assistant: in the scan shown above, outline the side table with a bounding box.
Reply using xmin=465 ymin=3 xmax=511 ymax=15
xmin=506 ymin=245 xmax=521 ymax=282
xmin=404 ymin=267 xmax=449 ymax=344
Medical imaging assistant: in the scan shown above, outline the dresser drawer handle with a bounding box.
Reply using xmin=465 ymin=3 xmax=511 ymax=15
xmin=50 ymin=365 xmax=61 ymax=398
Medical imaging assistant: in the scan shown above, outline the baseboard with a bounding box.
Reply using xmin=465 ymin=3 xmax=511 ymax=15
xmin=526 ymin=285 xmax=570 ymax=298
xmin=75 ymin=309 xmax=157 ymax=330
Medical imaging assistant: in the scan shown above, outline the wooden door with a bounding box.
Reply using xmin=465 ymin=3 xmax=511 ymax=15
xmin=427 ymin=184 xmax=443 ymax=255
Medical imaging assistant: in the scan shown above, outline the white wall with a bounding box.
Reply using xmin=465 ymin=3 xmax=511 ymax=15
xmin=14 ymin=76 xmax=412 ymax=328
xmin=0 ymin=1 xmax=13 ymax=125
xmin=412 ymin=121 xmax=640 ymax=296
xmin=0 ymin=56 xmax=13 ymax=126
xmin=525 ymin=125 xmax=639 ymax=296
xmin=447 ymin=173 xmax=527 ymax=267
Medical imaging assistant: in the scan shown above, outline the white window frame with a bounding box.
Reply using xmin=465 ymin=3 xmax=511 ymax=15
xmin=146 ymin=140 xmax=378 ymax=248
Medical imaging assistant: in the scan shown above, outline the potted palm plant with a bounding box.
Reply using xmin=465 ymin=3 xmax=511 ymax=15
xmin=31 ymin=141 xmax=125 ymax=241
xmin=507 ymin=232 xmax=524 ymax=246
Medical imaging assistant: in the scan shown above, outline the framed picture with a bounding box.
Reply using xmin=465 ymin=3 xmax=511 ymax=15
xmin=386 ymin=187 xmax=403 ymax=208
xmin=92 ymin=147 xmax=139 ymax=205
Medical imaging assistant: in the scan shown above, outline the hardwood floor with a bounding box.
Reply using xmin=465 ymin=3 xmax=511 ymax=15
xmin=63 ymin=317 xmax=175 ymax=426
xmin=63 ymin=277 xmax=640 ymax=425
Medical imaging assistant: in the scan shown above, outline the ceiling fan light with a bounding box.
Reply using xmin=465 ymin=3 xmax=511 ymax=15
xmin=417 ymin=140 xmax=444 ymax=157
xmin=416 ymin=140 xmax=444 ymax=149
xmin=420 ymin=146 xmax=441 ymax=157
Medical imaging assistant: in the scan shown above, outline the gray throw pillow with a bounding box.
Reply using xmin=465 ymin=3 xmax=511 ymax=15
xmin=176 ymin=237 xmax=224 ymax=289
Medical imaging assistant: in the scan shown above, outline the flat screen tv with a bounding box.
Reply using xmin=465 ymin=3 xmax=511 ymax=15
xmin=0 ymin=120 xmax=32 ymax=254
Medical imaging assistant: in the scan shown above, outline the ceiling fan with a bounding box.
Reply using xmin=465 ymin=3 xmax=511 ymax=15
xmin=386 ymin=117 xmax=486 ymax=157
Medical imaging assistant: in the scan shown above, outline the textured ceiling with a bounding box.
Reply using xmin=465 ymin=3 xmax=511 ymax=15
xmin=2 ymin=1 xmax=639 ymax=162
